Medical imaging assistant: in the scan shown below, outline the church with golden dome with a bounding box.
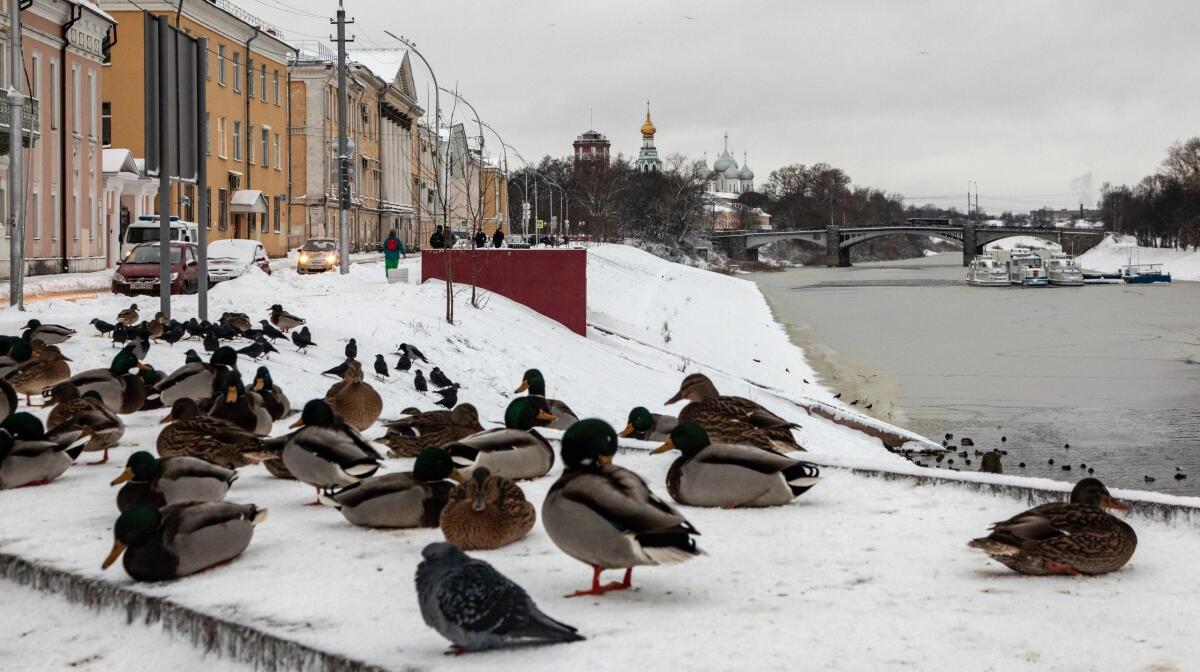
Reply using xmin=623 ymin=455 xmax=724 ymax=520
xmin=634 ymin=102 xmax=663 ymax=173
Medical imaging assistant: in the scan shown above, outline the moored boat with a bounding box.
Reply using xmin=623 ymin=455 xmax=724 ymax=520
xmin=1121 ymin=264 xmax=1172 ymax=284
xmin=966 ymin=255 xmax=1009 ymax=286
xmin=1045 ymin=253 xmax=1085 ymax=286
xmin=997 ymin=248 xmax=1048 ymax=286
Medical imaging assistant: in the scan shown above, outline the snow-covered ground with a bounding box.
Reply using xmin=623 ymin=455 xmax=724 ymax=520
xmin=0 ymin=245 xmax=1197 ymax=670
xmin=1078 ymin=234 xmax=1200 ymax=281
xmin=985 ymin=236 xmax=1063 ymax=252
xmin=0 ymin=268 xmax=113 ymax=303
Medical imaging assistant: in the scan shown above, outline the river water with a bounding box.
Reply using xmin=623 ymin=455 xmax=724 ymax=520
xmin=753 ymin=255 xmax=1200 ymax=496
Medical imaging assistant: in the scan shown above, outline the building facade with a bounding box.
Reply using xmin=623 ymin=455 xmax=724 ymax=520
xmin=633 ymin=104 xmax=661 ymax=173
xmin=100 ymin=0 xmax=293 ymax=256
xmin=0 ymin=0 xmax=114 ymax=278
xmin=573 ymin=129 xmax=609 ymax=166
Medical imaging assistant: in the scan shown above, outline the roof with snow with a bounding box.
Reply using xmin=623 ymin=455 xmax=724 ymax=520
xmin=102 ymin=148 xmax=139 ymax=176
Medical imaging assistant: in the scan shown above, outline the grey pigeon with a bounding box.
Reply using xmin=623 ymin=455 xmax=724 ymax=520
xmin=415 ymin=542 xmax=584 ymax=654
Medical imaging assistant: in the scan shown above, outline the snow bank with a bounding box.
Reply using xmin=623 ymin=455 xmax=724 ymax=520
xmin=0 ymin=269 xmax=113 ymax=303
xmin=985 ymin=236 xmax=1062 ymax=252
xmin=1077 ymin=234 xmax=1200 ymax=281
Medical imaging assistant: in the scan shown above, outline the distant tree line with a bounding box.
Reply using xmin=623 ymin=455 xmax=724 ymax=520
xmin=1099 ymin=138 xmax=1200 ymax=248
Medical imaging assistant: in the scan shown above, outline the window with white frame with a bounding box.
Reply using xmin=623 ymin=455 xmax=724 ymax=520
xmin=31 ymin=188 xmax=40 ymax=240
xmin=260 ymin=126 xmax=269 ymax=167
xmin=50 ymin=60 xmax=59 ymax=130
xmin=272 ymin=133 xmax=280 ymax=169
xmin=88 ymin=71 xmax=97 ymax=139
xmin=73 ymin=188 xmax=80 ymax=239
xmin=247 ymin=124 xmax=254 ymax=164
xmin=72 ymin=65 xmax=80 ymax=135
xmin=247 ymin=58 xmax=254 ymax=97
xmin=260 ymin=64 xmax=266 ymax=101
xmin=233 ymin=121 xmax=241 ymax=160
xmin=233 ymin=53 xmax=241 ymax=93
xmin=89 ymin=187 xmax=96 ymax=239
xmin=217 ymin=116 xmax=227 ymax=158
xmin=218 ymin=45 xmax=227 ymax=85
xmin=273 ymin=70 xmax=280 ymax=104
xmin=205 ymin=112 xmax=210 ymax=155
xmin=50 ymin=187 xmax=57 ymax=239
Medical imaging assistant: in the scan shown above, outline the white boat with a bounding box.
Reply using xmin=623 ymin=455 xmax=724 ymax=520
xmin=1000 ymin=248 xmax=1048 ymax=286
xmin=966 ymin=255 xmax=1009 ymax=286
xmin=1045 ymin=253 xmax=1085 ymax=286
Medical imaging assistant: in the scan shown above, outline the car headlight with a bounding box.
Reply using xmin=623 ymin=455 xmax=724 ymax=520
xmin=170 ymin=272 xmax=179 ymax=281
xmin=325 ymin=253 xmax=336 ymax=264
xmin=112 ymin=272 xmax=125 ymax=282
xmin=299 ymin=253 xmax=310 ymax=264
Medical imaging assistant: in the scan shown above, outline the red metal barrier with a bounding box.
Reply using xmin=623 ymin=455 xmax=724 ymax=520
xmin=421 ymin=249 xmax=588 ymax=336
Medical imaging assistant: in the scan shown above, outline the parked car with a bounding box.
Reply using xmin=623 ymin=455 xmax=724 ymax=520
xmin=207 ymin=239 xmax=271 ymax=284
xmin=112 ymin=242 xmax=200 ymax=296
xmin=296 ymin=238 xmax=339 ymax=274
xmin=121 ymin=216 xmax=200 ymax=258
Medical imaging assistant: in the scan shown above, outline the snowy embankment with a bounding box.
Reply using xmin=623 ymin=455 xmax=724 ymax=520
xmin=0 ymin=268 xmax=113 ymax=303
xmin=1078 ymin=234 xmax=1200 ymax=280
xmin=0 ymin=246 xmax=1198 ymax=671
xmin=985 ymin=235 xmax=1063 ymax=252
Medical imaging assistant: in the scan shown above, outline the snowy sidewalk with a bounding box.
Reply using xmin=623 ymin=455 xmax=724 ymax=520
xmin=0 ymin=269 xmax=113 ymax=304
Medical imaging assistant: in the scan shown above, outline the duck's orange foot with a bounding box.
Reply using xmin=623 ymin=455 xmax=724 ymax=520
xmin=1044 ymin=561 xmax=1080 ymax=576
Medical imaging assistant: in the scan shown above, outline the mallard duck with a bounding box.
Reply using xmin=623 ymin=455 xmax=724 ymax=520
xmin=441 ymin=467 xmax=536 ymax=550
xmin=54 ymin=346 xmax=146 ymax=414
xmin=444 ymin=398 xmax=554 ymax=480
xmin=22 ymin=319 xmax=76 ymax=345
xmin=116 ymin=303 xmax=140 ymax=326
xmin=220 ymin=312 xmax=253 ymax=334
xmin=149 ymin=345 xmax=238 ymax=407
xmin=0 ymin=413 xmax=86 ymax=488
xmin=157 ymin=398 xmax=266 ymax=468
xmin=208 ymin=370 xmax=273 ymax=436
xmin=0 ymin=378 xmax=17 ymax=422
xmin=268 ymin=304 xmax=305 ymax=332
xmin=665 ymin=373 xmax=802 ymax=453
xmin=46 ymin=389 xmax=125 ymax=464
xmin=322 ymin=447 xmax=460 ymax=528
xmin=378 ymin=404 xmax=483 ymax=458
xmin=651 ymin=422 xmax=819 ymax=508
xmin=619 ymin=406 xmax=678 ymax=441
xmin=112 ymin=450 xmax=237 ymax=512
xmin=0 ymin=340 xmax=33 ymax=379
xmin=101 ymin=502 xmax=267 ymax=581
xmin=251 ymin=366 xmax=291 ymax=420
xmin=969 ymin=478 xmax=1137 ymax=575
xmin=324 ymin=359 xmax=382 ymax=432
xmin=514 ymin=368 xmax=578 ymax=430
xmin=542 ymin=419 xmax=702 ymax=597
xmin=4 ymin=342 xmax=72 ymax=405
xmin=280 ymin=399 xmax=383 ymax=502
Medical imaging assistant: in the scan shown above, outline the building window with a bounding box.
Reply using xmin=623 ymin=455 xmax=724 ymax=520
xmin=272 ymin=133 xmax=280 ymax=169
xmin=102 ymin=101 xmax=111 ymax=146
xmin=247 ymin=58 xmax=254 ymax=97
xmin=30 ymin=54 xmax=39 ymax=104
xmin=50 ymin=60 xmax=58 ymax=130
xmin=273 ymin=195 xmax=281 ymax=232
xmin=260 ymin=202 xmax=268 ymax=232
xmin=272 ymin=70 xmax=280 ymax=104
xmin=217 ymin=116 xmax=227 ymax=158
xmin=260 ymin=127 xmax=269 ymax=167
xmin=232 ymin=121 xmax=241 ymax=160
xmin=218 ymin=45 xmax=226 ymax=85
xmin=232 ymin=53 xmax=241 ymax=93
xmin=204 ymin=188 xmax=212 ymax=228
xmin=260 ymin=64 xmax=267 ymax=101
xmin=218 ymin=188 xmax=228 ymax=230
xmin=88 ymin=71 xmax=97 ymax=139
xmin=247 ymin=125 xmax=254 ymax=164
xmin=71 ymin=65 xmax=79 ymax=135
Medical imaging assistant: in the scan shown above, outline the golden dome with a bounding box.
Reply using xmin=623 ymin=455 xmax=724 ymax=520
xmin=640 ymin=107 xmax=656 ymax=137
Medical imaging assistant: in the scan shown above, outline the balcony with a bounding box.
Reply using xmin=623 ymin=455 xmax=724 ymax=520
xmin=0 ymin=97 xmax=40 ymax=155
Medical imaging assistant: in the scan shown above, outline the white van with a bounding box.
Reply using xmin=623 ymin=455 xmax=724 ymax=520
xmin=121 ymin=216 xmax=200 ymax=258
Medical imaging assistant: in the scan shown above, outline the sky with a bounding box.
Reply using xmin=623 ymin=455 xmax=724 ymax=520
xmin=247 ymin=0 xmax=1199 ymax=213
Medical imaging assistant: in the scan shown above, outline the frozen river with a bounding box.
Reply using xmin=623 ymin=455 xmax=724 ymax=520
xmin=754 ymin=254 xmax=1200 ymax=495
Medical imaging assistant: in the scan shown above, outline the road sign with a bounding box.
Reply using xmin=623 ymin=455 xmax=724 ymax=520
xmin=536 ymin=219 xmax=544 ymax=230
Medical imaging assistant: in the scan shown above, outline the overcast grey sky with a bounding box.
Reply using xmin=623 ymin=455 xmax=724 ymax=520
xmin=258 ymin=0 xmax=1198 ymax=212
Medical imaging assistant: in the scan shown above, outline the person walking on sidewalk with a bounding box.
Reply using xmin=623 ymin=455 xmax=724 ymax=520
xmin=429 ymin=225 xmax=445 ymax=250
xmin=473 ymin=228 xmax=487 ymax=249
xmin=383 ymin=230 xmax=404 ymax=275
xmin=492 ymin=227 xmax=505 ymax=248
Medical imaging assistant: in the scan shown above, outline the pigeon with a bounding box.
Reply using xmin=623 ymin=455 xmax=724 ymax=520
xmin=184 ymin=349 xmax=203 ymax=365
xmin=429 ymin=367 xmax=454 ymax=389
xmin=432 ymin=384 xmax=459 ymax=409
xmin=344 ymin=338 xmax=358 ymax=360
xmin=258 ymin=320 xmax=286 ymax=342
xmin=291 ymin=327 xmax=315 ymax=353
xmin=414 ymin=369 xmax=427 ymax=392
xmin=323 ymin=358 xmax=353 ymax=379
xmin=395 ymin=352 xmax=412 ymax=372
xmin=90 ymin=318 xmax=116 ymax=336
xmin=398 ymin=343 xmax=429 ymax=363
xmin=373 ymin=354 xmax=389 ymax=381
xmin=415 ymin=542 xmax=584 ymax=654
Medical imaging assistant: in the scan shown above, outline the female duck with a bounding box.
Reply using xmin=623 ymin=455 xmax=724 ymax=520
xmin=542 ymin=419 xmax=702 ymax=597
xmin=324 ymin=359 xmax=382 ymax=432
xmin=441 ymin=467 xmax=536 ymax=550
xmin=323 ymin=447 xmax=460 ymax=528
xmin=444 ymin=397 xmax=555 ymax=480
xmin=57 ymin=346 xmax=146 ymax=413
xmin=378 ymin=404 xmax=482 ymax=457
xmin=46 ymin=389 xmax=125 ymax=464
xmin=101 ymin=502 xmax=267 ymax=582
xmin=5 ymin=342 xmax=72 ymax=405
xmin=665 ymin=373 xmax=801 ymax=453
xmin=112 ymin=450 xmax=237 ymax=512
xmin=652 ymin=422 xmax=820 ymax=507
xmin=156 ymin=398 xmax=265 ymax=468
xmin=514 ymin=368 xmax=578 ymax=431
xmin=969 ymin=477 xmax=1137 ymax=575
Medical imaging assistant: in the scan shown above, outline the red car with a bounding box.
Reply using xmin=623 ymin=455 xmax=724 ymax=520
xmin=112 ymin=242 xmax=200 ymax=296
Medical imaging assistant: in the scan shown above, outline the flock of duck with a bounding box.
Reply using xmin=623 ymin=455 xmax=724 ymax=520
xmin=0 ymin=305 xmax=1140 ymax=654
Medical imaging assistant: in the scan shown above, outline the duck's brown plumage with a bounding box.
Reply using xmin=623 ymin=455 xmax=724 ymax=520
xmin=324 ymin=360 xmax=382 ymax=432
xmin=156 ymin=399 xmax=266 ymax=469
xmin=440 ymin=468 xmax=535 ymax=550
xmin=667 ymin=373 xmax=802 ymax=452
xmin=46 ymin=388 xmax=124 ymax=459
xmin=378 ymin=404 xmax=482 ymax=457
xmin=4 ymin=343 xmax=72 ymax=402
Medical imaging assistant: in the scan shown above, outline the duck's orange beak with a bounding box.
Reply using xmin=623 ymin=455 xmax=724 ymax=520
xmin=225 ymin=386 xmax=238 ymax=403
xmin=618 ymin=423 xmax=635 ymax=438
xmin=665 ymin=391 xmax=683 ymax=405
xmin=110 ymin=468 xmax=134 ymax=486
xmin=159 ymin=413 xmax=173 ymax=424
xmin=598 ymin=454 xmax=613 ymax=465
xmin=288 ymin=417 xmax=305 ymax=429
xmin=651 ymin=439 xmax=675 ymax=455
xmin=536 ymin=409 xmax=556 ymax=423
xmin=514 ymin=380 xmax=529 ymax=394
xmin=101 ymin=540 xmax=126 ymax=570
xmin=1105 ymin=496 xmax=1130 ymax=511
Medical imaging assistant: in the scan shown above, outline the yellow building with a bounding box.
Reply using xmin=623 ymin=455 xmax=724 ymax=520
xmin=99 ymin=0 xmax=293 ymax=256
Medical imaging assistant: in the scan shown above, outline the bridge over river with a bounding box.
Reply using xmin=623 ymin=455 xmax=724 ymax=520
xmin=707 ymin=223 xmax=1104 ymax=266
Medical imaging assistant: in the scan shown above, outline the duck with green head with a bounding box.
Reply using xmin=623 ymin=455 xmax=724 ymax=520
xmin=101 ymin=501 xmax=267 ymax=582
xmin=22 ymin=318 xmax=76 ymax=345
xmin=45 ymin=388 xmax=125 ymax=464
xmin=444 ymin=397 xmax=555 ymax=481
xmin=268 ymin=304 xmax=305 ymax=333
xmin=619 ymin=406 xmax=678 ymax=442
xmin=280 ymin=399 xmax=383 ymax=504
xmin=156 ymin=397 xmax=266 ymax=468
xmin=55 ymin=345 xmax=148 ymax=414
xmin=652 ymin=422 xmax=820 ymax=508
xmin=148 ymin=345 xmax=239 ymax=408
xmin=208 ymin=370 xmax=273 ymax=436
xmin=252 ymin=366 xmax=291 ymax=421
xmin=0 ymin=412 xmax=86 ymax=488
xmin=322 ymin=447 xmax=461 ymax=528
xmin=112 ymin=450 xmax=238 ymax=513
xmin=514 ymin=369 xmax=578 ymax=431
xmin=0 ymin=340 xmax=32 ymax=379
xmin=542 ymin=419 xmax=702 ymax=597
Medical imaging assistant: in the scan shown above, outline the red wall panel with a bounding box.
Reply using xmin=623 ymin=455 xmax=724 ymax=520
xmin=421 ymin=249 xmax=587 ymax=336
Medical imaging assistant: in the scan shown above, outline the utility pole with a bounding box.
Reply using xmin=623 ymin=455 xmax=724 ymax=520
xmin=156 ymin=16 xmax=172 ymax=317
xmin=196 ymin=37 xmax=210 ymax=320
xmin=331 ymin=1 xmax=354 ymax=274
xmin=8 ymin=0 xmax=25 ymax=310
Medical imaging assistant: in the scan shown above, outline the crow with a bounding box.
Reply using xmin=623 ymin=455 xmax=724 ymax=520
xmin=258 ymin=338 xmax=279 ymax=356
xmin=258 ymin=320 xmax=286 ymax=342
xmin=429 ymin=367 xmax=454 ymax=389
xmin=413 ymin=369 xmax=427 ymax=392
xmin=111 ymin=323 xmax=129 ymax=348
xmin=850 ymin=399 xmax=859 ymax=406
xmin=184 ymin=349 xmax=203 ymax=365
xmin=432 ymin=384 xmax=459 ymax=409
xmin=184 ymin=319 xmax=207 ymax=340
xmin=398 ymin=342 xmax=429 ymax=363
xmin=238 ymin=340 xmax=267 ymax=360
xmin=345 ymin=338 xmax=358 ymax=360
xmin=203 ymin=328 xmax=220 ymax=353
xmin=90 ymin=318 xmax=116 ymax=336
xmin=395 ymin=352 xmax=412 ymax=372
xmin=323 ymin=358 xmax=353 ymax=378
xmin=373 ymin=354 xmax=389 ymax=381
xmin=161 ymin=322 xmax=186 ymax=345
xmin=833 ymin=392 xmax=842 ymax=399
xmin=292 ymin=326 xmax=315 ymax=353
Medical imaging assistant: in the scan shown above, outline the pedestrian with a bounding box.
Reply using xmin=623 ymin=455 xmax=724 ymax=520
xmin=473 ymin=228 xmax=487 ymax=249
xmin=492 ymin=227 xmax=505 ymax=248
xmin=561 ymin=233 xmax=570 ymax=247
xmin=429 ymin=225 xmax=445 ymax=250
xmin=383 ymin=230 xmax=403 ymax=275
